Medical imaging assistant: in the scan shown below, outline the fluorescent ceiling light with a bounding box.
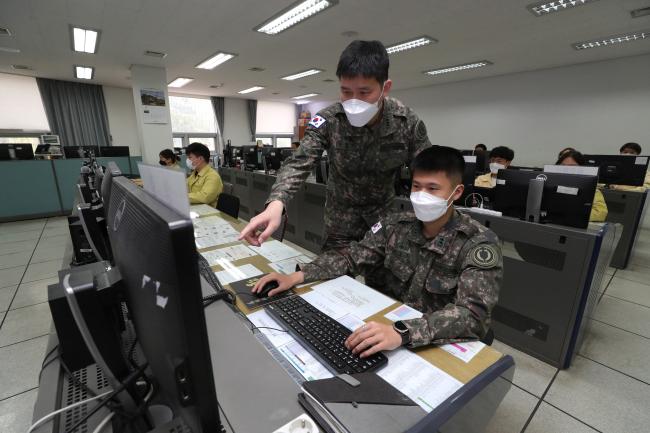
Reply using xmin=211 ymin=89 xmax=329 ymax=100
xmin=168 ymin=77 xmax=194 ymax=88
xmin=238 ymin=86 xmax=265 ymax=94
xmin=195 ymin=52 xmax=237 ymax=70
xmin=282 ymin=68 xmax=323 ymax=80
xmin=292 ymin=93 xmax=319 ymax=99
xmin=386 ymin=36 xmax=437 ymax=54
xmin=72 ymin=26 xmax=100 ymax=53
xmin=295 ymin=100 xmax=311 ymax=105
xmin=527 ymin=0 xmax=598 ymax=16
xmin=572 ymin=30 xmax=649 ymax=50
xmin=0 ymin=47 xmax=20 ymax=53
xmin=255 ymin=0 xmax=338 ymax=35
xmin=424 ymin=61 xmax=492 ymax=76
xmin=74 ymin=66 xmax=94 ymax=80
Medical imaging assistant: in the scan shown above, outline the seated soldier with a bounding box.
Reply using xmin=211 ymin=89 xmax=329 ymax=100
xmin=556 ymin=150 xmax=608 ymax=222
xmin=253 ymin=146 xmax=502 ymax=357
xmin=186 ymin=142 xmax=223 ymax=207
xmin=475 ymin=146 xmax=514 ymax=188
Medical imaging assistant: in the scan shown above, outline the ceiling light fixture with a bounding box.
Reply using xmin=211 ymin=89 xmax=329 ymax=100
xmin=195 ymin=52 xmax=237 ymax=70
xmin=386 ymin=36 xmax=437 ymax=54
xmin=144 ymin=50 xmax=167 ymax=58
xmin=168 ymin=77 xmax=194 ymax=88
xmin=572 ymin=29 xmax=649 ymax=50
xmin=294 ymin=100 xmax=311 ymax=105
xmin=424 ymin=61 xmax=492 ymax=76
xmin=292 ymin=93 xmax=319 ymax=99
xmin=0 ymin=47 xmax=20 ymax=53
xmin=71 ymin=26 xmax=100 ymax=53
xmin=255 ymin=0 xmax=339 ymax=35
xmin=238 ymin=86 xmax=265 ymax=94
xmin=527 ymin=0 xmax=599 ymax=17
xmin=74 ymin=65 xmax=94 ymax=80
xmin=282 ymin=68 xmax=323 ymax=80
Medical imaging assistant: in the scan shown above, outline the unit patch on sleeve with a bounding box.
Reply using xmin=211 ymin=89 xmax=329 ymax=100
xmin=470 ymin=244 xmax=500 ymax=269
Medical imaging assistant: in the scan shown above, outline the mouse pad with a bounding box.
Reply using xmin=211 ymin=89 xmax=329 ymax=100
xmin=230 ymin=276 xmax=295 ymax=310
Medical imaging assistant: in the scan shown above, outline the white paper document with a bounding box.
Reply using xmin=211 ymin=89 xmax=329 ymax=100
xmin=190 ymin=204 xmax=219 ymax=216
xmin=248 ymin=240 xmax=302 ymax=262
xmin=214 ymin=264 xmax=263 ymax=285
xmin=201 ymin=245 xmax=257 ymax=265
xmin=337 ymin=313 xmax=365 ymax=331
xmin=378 ymin=349 xmax=463 ymax=413
xmin=247 ymin=310 xmax=333 ymax=381
xmin=440 ymin=341 xmax=485 ymax=363
xmin=193 ymin=215 xmax=232 ymax=228
xmin=268 ymin=255 xmax=313 ymax=275
xmin=311 ymin=276 xmax=395 ymax=320
xmin=300 ymin=290 xmax=354 ymax=320
xmin=194 ymin=223 xmax=240 ymax=248
xmin=384 ymin=304 xmax=424 ymax=322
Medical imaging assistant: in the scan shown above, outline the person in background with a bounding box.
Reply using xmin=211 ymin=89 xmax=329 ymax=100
xmin=558 ymin=147 xmax=575 ymax=160
xmin=474 ymin=143 xmax=487 ymax=153
xmin=159 ymin=149 xmax=182 ymax=171
xmin=474 ymin=146 xmax=514 ymax=188
xmin=609 ymin=142 xmax=650 ymax=191
xmin=253 ymin=146 xmax=501 ymax=354
xmin=556 ymin=150 xmax=608 ymax=222
xmin=291 ymin=141 xmax=300 ymax=150
xmin=186 ymin=142 xmax=223 ymax=207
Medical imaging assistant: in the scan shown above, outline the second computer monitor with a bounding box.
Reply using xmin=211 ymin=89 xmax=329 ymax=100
xmin=100 ymin=146 xmax=130 ymax=157
xmin=583 ymin=154 xmax=649 ymax=186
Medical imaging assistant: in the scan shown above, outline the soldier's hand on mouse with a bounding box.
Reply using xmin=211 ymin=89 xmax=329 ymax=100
xmin=239 ymin=201 xmax=284 ymax=246
xmin=252 ymin=271 xmax=304 ymax=297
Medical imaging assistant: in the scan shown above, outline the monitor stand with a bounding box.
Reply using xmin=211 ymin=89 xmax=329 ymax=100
xmin=526 ymin=177 xmax=545 ymax=223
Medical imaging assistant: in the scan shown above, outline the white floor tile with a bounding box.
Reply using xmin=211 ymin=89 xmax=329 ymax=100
xmin=545 ymin=356 xmax=650 ymax=433
xmin=0 ymin=266 xmax=26 ymax=289
xmin=0 ymin=239 xmax=38 ymax=255
xmin=11 ymin=277 xmax=58 ymax=310
xmin=0 ymin=303 xmax=52 ymax=347
xmin=30 ymin=244 xmax=67 ymax=264
xmin=492 ymin=339 xmax=558 ymax=397
xmin=484 ymin=379 xmax=539 ymax=433
xmin=40 ymin=225 xmax=69 ymax=239
xmin=525 ymin=402 xmax=598 ymax=433
xmin=0 ymin=388 xmax=38 ymax=433
xmin=579 ymin=319 xmax=650 ymax=384
xmin=0 ymin=230 xmax=42 ymax=245
xmin=0 ymin=219 xmax=45 ymax=234
xmin=0 ymin=285 xmax=17 ymax=313
xmin=21 ymin=259 xmax=62 ymax=284
xmin=0 ymin=335 xmax=48 ymax=400
xmin=612 ymin=263 xmax=650 ymax=288
xmin=0 ymin=251 xmax=32 ymax=270
xmin=605 ymin=276 xmax=650 ymax=308
xmin=593 ymin=295 xmax=650 ymax=338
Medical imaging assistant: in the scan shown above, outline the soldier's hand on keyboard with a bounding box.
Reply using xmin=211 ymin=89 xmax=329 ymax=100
xmin=252 ymin=271 xmax=304 ymax=297
xmin=344 ymin=321 xmax=402 ymax=358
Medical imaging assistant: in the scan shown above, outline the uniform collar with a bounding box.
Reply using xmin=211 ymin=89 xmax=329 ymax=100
xmin=194 ymin=164 xmax=211 ymax=177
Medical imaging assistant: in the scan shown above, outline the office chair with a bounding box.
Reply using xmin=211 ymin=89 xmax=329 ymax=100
xmin=216 ymin=193 xmax=240 ymax=219
xmin=222 ymin=181 xmax=234 ymax=195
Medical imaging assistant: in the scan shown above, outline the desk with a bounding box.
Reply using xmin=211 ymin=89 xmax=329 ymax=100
xmin=602 ymin=189 xmax=648 ymax=269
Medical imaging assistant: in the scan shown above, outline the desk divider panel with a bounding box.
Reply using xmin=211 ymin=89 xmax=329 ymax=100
xmin=0 ymin=160 xmax=63 ymax=221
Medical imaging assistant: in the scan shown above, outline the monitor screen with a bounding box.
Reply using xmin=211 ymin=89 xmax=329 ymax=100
xmin=105 ymin=176 xmax=220 ymax=432
xmin=100 ymin=146 xmax=130 ymax=157
xmin=583 ymin=154 xmax=649 ymax=186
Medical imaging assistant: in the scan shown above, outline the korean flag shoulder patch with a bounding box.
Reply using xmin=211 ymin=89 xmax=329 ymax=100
xmin=371 ymin=221 xmax=383 ymax=234
xmin=308 ymin=115 xmax=326 ymax=129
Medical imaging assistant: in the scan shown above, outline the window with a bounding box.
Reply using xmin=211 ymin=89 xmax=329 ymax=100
xmin=170 ymin=96 xmax=218 ymax=133
xmin=0 ymin=136 xmax=42 ymax=153
xmin=254 ymin=136 xmax=273 ymax=146
xmin=256 ymin=101 xmax=296 ymax=135
xmin=173 ymin=137 xmax=184 ymax=148
xmin=276 ymin=137 xmax=292 ymax=148
xmin=189 ymin=137 xmax=215 ymax=151
xmin=0 ymin=73 xmax=50 ymax=131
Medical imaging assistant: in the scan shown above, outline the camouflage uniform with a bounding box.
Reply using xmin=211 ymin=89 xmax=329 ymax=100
xmin=299 ymin=210 xmax=502 ymax=348
xmin=267 ymin=97 xmax=431 ymax=251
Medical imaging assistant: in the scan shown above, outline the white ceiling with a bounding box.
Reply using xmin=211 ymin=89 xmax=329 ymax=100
xmin=1 ymin=0 xmax=649 ymax=103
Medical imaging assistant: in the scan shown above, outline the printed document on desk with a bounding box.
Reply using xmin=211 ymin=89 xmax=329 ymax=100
xmin=194 ymin=224 xmax=240 ymax=248
xmin=377 ymin=349 xmax=463 ymax=413
xmin=249 ymin=240 xmax=302 ymax=262
xmin=269 ymin=255 xmax=313 ymax=275
xmin=440 ymin=341 xmax=486 ymax=363
xmin=201 ymin=245 xmax=257 ymax=265
xmin=215 ymin=264 xmax=263 ymax=285
xmin=190 ymin=204 xmax=218 ymax=216
xmin=248 ymin=310 xmax=333 ymax=381
xmin=193 ymin=215 xmax=232 ymax=228
xmin=311 ymin=276 xmax=395 ymax=320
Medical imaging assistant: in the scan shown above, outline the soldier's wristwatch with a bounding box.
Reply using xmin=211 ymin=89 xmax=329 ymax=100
xmin=393 ymin=321 xmax=411 ymax=346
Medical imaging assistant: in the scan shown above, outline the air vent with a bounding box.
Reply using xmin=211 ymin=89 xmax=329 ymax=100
xmin=631 ymin=7 xmax=650 ymax=18
xmin=144 ymin=50 xmax=167 ymax=58
xmin=272 ymin=92 xmax=280 ymax=95
xmin=249 ymin=67 xmax=266 ymax=72
xmin=12 ymin=64 xmax=32 ymax=70
xmin=322 ymin=78 xmax=335 ymax=82
xmin=209 ymin=83 xmax=224 ymax=88
xmin=0 ymin=27 xmax=11 ymax=36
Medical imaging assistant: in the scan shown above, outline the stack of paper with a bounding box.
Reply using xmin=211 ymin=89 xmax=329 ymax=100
xmin=249 ymin=240 xmax=302 ymax=262
xmin=201 ymin=245 xmax=257 ymax=265
xmin=268 ymin=254 xmax=313 ymax=274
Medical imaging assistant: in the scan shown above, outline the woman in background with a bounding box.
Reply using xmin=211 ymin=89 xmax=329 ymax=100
xmin=159 ymin=148 xmax=182 ymax=171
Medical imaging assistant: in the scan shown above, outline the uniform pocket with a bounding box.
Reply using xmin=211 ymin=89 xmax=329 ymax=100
xmin=424 ymin=271 xmax=458 ymax=295
xmin=385 ymin=254 xmax=414 ymax=283
xmin=379 ymin=142 xmax=408 ymax=172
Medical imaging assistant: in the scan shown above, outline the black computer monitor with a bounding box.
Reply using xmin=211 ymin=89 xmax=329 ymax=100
xmin=105 ymin=176 xmax=221 ymax=432
xmin=494 ymin=170 xmax=597 ymax=228
xmin=280 ymin=148 xmax=293 ymax=161
xmin=461 ymin=149 xmax=488 ymax=173
xmin=64 ymin=146 xmax=100 ymax=158
xmin=265 ymin=149 xmax=282 ymax=171
xmin=0 ymin=143 xmax=35 ymax=160
xmin=101 ymin=161 xmax=122 ymax=208
xmin=583 ymin=154 xmax=649 ymax=186
xmin=100 ymin=146 xmax=130 ymax=157
xmin=510 ymin=165 xmax=542 ymax=172
xmin=455 ymin=161 xmax=477 ymax=206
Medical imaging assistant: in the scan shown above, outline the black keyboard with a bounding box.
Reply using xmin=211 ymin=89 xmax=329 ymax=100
xmin=265 ymin=295 xmax=388 ymax=375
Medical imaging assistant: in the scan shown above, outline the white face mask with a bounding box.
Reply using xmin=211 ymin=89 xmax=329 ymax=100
xmin=186 ymin=158 xmax=195 ymax=170
xmin=341 ymin=87 xmax=384 ymax=127
xmin=410 ymin=188 xmax=458 ymax=222
xmin=489 ymin=162 xmax=505 ymax=174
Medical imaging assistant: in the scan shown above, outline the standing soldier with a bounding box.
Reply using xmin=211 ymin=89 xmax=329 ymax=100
xmin=239 ymin=40 xmax=432 ymax=276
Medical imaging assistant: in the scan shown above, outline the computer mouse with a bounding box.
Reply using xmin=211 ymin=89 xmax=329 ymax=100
xmin=256 ymin=281 xmax=279 ymax=298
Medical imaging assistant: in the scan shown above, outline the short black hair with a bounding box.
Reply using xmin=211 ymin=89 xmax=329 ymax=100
xmin=159 ymin=148 xmax=179 ymax=161
xmin=490 ymin=146 xmax=514 ymax=162
xmin=556 ymin=150 xmax=585 ymax=166
xmin=474 ymin=144 xmax=487 ymax=152
xmin=336 ymin=40 xmax=389 ymax=84
xmin=410 ymin=146 xmax=465 ymax=185
xmin=620 ymin=142 xmax=642 ymax=155
xmin=186 ymin=142 xmax=210 ymax=163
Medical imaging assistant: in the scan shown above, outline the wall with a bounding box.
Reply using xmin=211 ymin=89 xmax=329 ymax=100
xmin=0 ymin=73 xmax=50 ymax=131
xmin=103 ymin=86 xmax=141 ymax=156
xmin=391 ymin=53 xmax=650 ymax=167
xmin=224 ymin=98 xmax=252 ymax=146
xmin=304 ymin=101 xmax=334 ymax=118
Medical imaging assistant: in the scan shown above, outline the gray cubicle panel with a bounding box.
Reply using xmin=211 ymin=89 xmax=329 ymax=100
xmin=602 ymin=189 xmax=648 ymax=269
xmin=96 ymin=156 xmax=131 ymax=177
xmin=466 ymin=211 xmax=615 ymax=368
xmin=0 ymin=160 xmax=63 ymax=221
xmin=129 ymin=156 xmax=143 ymax=176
